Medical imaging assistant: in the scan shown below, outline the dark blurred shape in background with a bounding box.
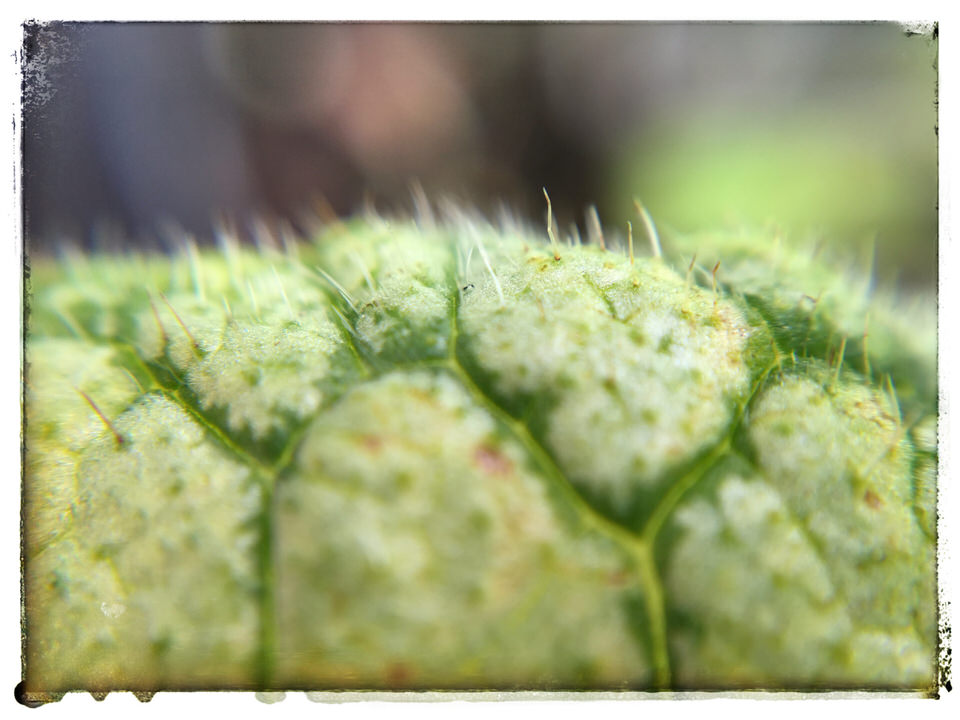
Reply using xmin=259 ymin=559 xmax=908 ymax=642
xmin=22 ymin=22 xmax=937 ymax=288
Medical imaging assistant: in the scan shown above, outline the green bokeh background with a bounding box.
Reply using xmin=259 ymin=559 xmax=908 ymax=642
xmin=608 ymin=25 xmax=937 ymax=289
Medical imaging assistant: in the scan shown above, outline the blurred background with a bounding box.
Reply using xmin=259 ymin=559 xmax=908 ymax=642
xmin=21 ymin=22 xmax=937 ymax=288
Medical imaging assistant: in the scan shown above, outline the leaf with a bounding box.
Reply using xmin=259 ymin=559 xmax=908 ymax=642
xmin=23 ymin=216 xmax=937 ymax=695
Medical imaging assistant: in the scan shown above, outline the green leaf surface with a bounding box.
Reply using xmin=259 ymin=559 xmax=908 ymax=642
xmin=23 ymin=214 xmax=937 ymax=694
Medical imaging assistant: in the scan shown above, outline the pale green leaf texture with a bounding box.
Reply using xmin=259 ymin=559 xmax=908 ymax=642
xmin=23 ymin=216 xmax=937 ymax=694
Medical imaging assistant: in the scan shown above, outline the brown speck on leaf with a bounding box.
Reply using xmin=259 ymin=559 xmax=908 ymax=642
xmin=386 ymin=662 xmax=412 ymax=687
xmin=864 ymin=489 xmax=883 ymax=509
xmin=361 ymin=435 xmax=382 ymax=453
xmin=474 ymin=444 xmax=513 ymax=475
xmin=607 ymin=570 xmax=629 ymax=587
